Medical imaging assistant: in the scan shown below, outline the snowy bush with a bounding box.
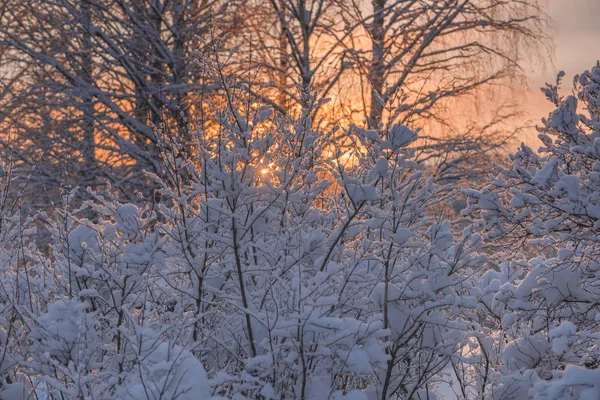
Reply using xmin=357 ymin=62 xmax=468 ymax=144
xmin=465 ymin=65 xmax=600 ymax=398
xmin=10 ymin=45 xmax=600 ymax=400
xmin=0 ymin=54 xmax=484 ymax=398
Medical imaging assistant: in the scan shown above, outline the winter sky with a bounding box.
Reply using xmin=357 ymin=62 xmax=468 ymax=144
xmin=525 ymin=0 xmax=600 ymax=141
xmin=547 ymin=0 xmax=600 ymax=78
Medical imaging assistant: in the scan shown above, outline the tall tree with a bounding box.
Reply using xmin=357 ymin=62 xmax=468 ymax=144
xmin=241 ymin=0 xmax=547 ymax=184
xmin=340 ymin=0 xmax=546 ymax=129
xmin=240 ymin=0 xmax=351 ymax=115
xmin=0 ymin=0 xmax=228 ymax=201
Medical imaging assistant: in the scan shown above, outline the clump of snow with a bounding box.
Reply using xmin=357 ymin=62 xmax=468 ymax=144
xmin=386 ymin=124 xmax=418 ymax=150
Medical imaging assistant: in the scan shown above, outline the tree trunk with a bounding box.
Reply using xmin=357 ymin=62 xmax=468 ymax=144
xmin=80 ymin=0 xmax=98 ymax=190
xmin=278 ymin=0 xmax=288 ymax=110
xmin=368 ymin=0 xmax=386 ymax=129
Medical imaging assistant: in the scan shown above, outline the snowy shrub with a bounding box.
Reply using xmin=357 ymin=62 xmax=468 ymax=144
xmin=465 ymin=64 xmax=600 ymax=398
xmin=113 ymin=326 xmax=211 ymax=400
xmin=0 ymin=48 xmax=485 ymax=400
xmin=28 ymin=299 xmax=100 ymax=398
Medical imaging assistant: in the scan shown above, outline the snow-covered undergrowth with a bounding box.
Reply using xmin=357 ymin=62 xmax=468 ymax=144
xmin=1 ymin=65 xmax=600 ymax=400
xmin=463 ymin=66 xmax=600 ymax=399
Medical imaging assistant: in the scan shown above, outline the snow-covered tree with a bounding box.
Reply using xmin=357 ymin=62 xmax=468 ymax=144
xmin=465 ymin=64 xmax=600 ymax=399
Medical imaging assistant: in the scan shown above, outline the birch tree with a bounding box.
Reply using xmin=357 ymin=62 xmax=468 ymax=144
xmin=0 ymin=0 xmax=227 ymax=201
